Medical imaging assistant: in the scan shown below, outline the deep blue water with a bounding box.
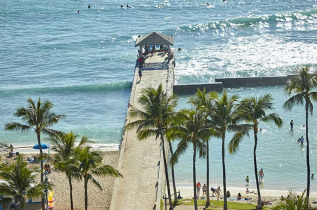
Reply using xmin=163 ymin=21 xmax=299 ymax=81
xmin=1 ymin=0 xmax=317 ymax=190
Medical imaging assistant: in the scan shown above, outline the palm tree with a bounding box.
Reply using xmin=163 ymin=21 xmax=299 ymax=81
xmin=166 ymin=134 xmax=178 ymax=204
xmin=171 ymin=109 xmax=209 ymax=210
xmin=228 ymin=94 xmax=283 ymax=209
xmin=272 ymin=190 xmax=307 ymax=210
xmin=207 ymin=91 xmax=244 ymax=210
xmin=0 ymin=155 xmax=43 ymax=210
xmin=283 ymin=66 xmax=317 ymax=207
xmin=76 ymin=146 xmax=122 ymax=210
xmin=5 ymin=98 xmax=65 ymax=210
xmin=50 ymin=132 xmax=90 ymax=210
xmin=125 ymin=84 xmax=177 ymax=209
xmin=189 ymin=88 xmax=218 ymax=208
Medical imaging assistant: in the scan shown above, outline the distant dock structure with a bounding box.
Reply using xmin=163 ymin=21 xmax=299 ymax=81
xmin=110 ymin=32 xmax=175 ymax=210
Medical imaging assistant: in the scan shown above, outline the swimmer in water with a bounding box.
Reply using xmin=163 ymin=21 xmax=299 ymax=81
xmin=120 ymin=4 xmax=124 ymax=8
xmin=127 ymin=4 xmax=132 ymax=8
xmin=178 ymin=47 xmax=182 ymax=51
xmin=207 ymin=3 xmax=209 ymax=6
xmin=76 ymin=10 xmax=80 ymax=13
xmin=88 ymin=5 xmax=91 ymax=8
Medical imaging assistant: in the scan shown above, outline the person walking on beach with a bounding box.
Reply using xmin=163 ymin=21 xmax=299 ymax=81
xmin=210 ymin=187 xmax=216 ymax=197
xmin=196 ymin=182 xmax=201 ymax=198
xmin=245 ymin=176 xmax=249 ymax=185
xmin=215 ymin=186 xmax=222 ymax=201
xmin=290 ymin=120 xmax=294 ymax=131
xmin=259 ymin=169 xmax=264 ymax=183
xmin=202 ymin=184 xmax=207 ymax=197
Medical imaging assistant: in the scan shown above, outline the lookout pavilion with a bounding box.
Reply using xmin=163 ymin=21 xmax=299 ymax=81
xmin=135 ymin=32 xmax=174 ymax=57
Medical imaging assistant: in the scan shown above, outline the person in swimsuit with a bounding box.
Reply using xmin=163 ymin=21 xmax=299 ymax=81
xmin=245 ymin=176 xmax=249 ymax=185
xmin=210 ymin=187 xmax=216 ymax=197
xmin=202 ymin=184 xmax=207 ymax=197
xmin=196 ymin=182 xmax=201 ymax=198
xmin=259 ymin=169 xmax=264 ymax=183
xmin=215 ymin=186 xmax=222 ymax=200
xmin=290 ymin=120 xmax=294 ymax=131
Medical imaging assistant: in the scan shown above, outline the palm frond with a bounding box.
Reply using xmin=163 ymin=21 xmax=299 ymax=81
xmin=171 ymin=138 xmax=189 ymax=166
xmin=5 ymin=122 xmax=31 ymax=132
xmin=283 ymin=93 xmax=305 ymax=110
xmin=261 ymin=113 xmax=283 ymax=127
xmin=91 ymin=177 xmax=103 ymax=191
xmin=228 ymin=132 xmax=246 ymax=154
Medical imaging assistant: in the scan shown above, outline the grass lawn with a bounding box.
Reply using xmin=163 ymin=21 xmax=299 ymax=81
xmin=175 ymin=199 xmax=258 ymax=210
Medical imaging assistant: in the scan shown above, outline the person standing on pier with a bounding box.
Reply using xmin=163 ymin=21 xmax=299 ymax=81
xmin=138 ymin=69 xmax=142 ymax=81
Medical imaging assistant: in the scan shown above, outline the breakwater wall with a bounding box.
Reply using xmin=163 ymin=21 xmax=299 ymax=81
xmin=173 ymin=75 xmax=293 ymax=95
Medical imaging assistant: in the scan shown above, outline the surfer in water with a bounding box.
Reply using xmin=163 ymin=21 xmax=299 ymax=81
xmin=127 ymin=4 xmax=132 ymax=8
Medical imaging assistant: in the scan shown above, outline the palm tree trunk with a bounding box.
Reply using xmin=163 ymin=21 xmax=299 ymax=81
xmin=305 ymin=101 xmax=310 ymax=207
xmin=160 ymin=131 xmax=173 ymax=210
xmin=222 ymin=133 xmax=227 ymax=210
xmin=84 ymin=178 xmax=88 ymax=210
xmin=206 ymin=139 xmax=210 ymax=208
xmin=68 ymin=175 xmax=74 ymax=210
xmin=168 ymin=141 xmax=178 ymax=204
xmin=193 ymin=142 xmax=198 ymax=210
xmin=36 ymin=132 xmax=45 ymax=210
xmin=253 ymin=128 xmax=262 ymax=209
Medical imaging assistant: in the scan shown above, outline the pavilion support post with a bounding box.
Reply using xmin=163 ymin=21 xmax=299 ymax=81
xmin=139 ymin=46 xmax=143 ymax=57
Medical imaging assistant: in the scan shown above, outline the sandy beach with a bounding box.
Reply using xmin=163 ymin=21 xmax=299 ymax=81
xmin=2 ymin=149 xmax=119 ymax=210
xmin=174 ymin=186 xmax=317 ymax=208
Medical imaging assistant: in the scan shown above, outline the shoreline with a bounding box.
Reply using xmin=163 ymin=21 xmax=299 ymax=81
xmin=176 ymin=186 xmax=317 ymax=198
xmin=9 ymin=143 xmax=120 ymax=154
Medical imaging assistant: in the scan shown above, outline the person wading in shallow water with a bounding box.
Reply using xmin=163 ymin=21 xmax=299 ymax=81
xmin=290 ymin=120 xmax=294 ymax=131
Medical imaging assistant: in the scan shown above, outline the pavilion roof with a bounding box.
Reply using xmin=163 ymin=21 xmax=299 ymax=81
xmin=135 ymin=32 xmax=174 ymax=47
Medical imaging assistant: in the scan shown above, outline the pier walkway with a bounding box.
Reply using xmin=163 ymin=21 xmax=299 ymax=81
xmin=110 ymin=51 xmax=175 ymax=210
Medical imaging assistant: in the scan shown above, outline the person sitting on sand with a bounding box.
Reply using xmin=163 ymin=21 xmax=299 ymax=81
xmin=237 ymin=193 xmax=242 ymax=200
xmin=215 ymin=186 xmax=222 ymax=200
xmin=202 ymin=184 xmax=207 ymax=197
xmin=226 ymin=191 xmax=230 ymax=198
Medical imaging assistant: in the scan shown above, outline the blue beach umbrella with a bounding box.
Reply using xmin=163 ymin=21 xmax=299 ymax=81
xmin=33 ymin=143 xmax=50 ymax=156
xmin=33 ymin=143 xmax=50 ymax=149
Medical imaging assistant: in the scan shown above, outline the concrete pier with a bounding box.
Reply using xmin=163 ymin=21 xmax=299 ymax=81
xmin=110 ymin=51 xmax=175 ymax=210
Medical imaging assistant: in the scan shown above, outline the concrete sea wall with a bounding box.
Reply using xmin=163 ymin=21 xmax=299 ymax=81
xmin=173 ymin=75 xmax=293 ymax=95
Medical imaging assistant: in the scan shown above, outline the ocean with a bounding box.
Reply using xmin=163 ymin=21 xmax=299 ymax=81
xmin=1 ymin=0 xmax=317 ymax=191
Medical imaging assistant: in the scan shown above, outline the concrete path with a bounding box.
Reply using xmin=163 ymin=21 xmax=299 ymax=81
xmin=110 ymin=53 xmax=174 ymax=210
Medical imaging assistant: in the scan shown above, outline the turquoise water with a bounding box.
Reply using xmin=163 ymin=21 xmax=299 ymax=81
xmin=1 ymin=0 xmax=317 ymax=190
xmin=174 ymin=86 xmax=317 ymax=191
